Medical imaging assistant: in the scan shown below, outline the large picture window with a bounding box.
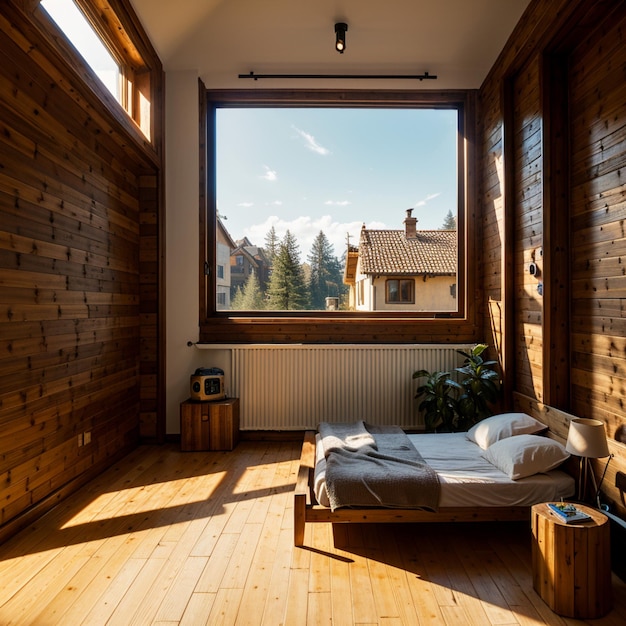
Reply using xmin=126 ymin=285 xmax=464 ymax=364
xmin=200 ymin=90 xmax=476 ymax=344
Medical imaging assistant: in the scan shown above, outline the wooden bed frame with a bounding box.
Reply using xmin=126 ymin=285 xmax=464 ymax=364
xmin=294 ymin=394 xmax=626 ymax=546
xmin=294 ymin=430 xmax=530 ymax=546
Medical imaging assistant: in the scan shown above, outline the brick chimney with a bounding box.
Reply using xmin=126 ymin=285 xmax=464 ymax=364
xmin=404 ymin=208 xmax=417 ymax=239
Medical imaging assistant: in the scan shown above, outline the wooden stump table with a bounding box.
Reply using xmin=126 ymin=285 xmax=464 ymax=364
xmin=180 ymin=397 xmax=240 ymax=451
xmin=531 ymin=502 xmax=611 ymax=619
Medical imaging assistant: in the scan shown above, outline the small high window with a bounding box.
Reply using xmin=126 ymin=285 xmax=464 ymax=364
xmin=37 ymin=0 xmax=153 ymax=141
xmin=41 ymin=0 xmax=120 ymax=100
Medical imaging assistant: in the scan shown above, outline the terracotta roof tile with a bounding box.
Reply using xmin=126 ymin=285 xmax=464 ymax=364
xmin=359 ymin=228 xmax=456 ymax=275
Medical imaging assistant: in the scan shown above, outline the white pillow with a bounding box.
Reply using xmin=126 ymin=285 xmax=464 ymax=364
xmin=482 ymin=434 xmax=570 ymax=480
xmin=466 ymin=412 xmax=547 ymax=449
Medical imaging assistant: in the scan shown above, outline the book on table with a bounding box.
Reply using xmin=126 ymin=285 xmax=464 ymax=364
xmin=548 ymin=503 xmax=592 ymax=524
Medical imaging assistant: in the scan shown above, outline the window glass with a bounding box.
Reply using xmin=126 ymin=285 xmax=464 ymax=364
xmin=214 ymin=106 xmax=458 ymax=313
xmin=386 ymin=279 xmax=415 ymax=303
xmin=387 ymin=280 xmax=400 ymax=302
xmin=401 ymin=280 xmax=413 ymax=302
xmin=41 ymin=0 xmax=120 ymax=100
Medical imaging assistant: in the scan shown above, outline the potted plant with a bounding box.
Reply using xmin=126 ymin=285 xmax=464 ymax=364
xmin=413 ymin=344 xmax=501 ymax=432
xmin=454 ymin=343 xmax=501 ymax=430
xmin=412 ymin=369 xmax=460 ymax=432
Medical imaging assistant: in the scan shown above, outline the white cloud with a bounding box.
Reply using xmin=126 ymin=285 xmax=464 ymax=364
xmin=415 ymin=192 xmax=441 ymax=206
xmin=293 ymin=126 xmax=330 ymax=156
xmin=243 ymin=215 xmax=388 ymax=261
xmin=265 ymin=200 xmax=283 ymax=206
xmin=324 ymin=200 xmax=351 ymax=206
xmin=261 ymin=165 xmax=277 ymax=181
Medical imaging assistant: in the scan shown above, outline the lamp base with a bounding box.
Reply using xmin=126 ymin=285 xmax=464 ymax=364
xmin=577 ymin=455 xmax=613 ymax=509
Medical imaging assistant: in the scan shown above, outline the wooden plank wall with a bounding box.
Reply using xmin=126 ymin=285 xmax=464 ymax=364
xmin=479 ymin=0 xmax=626 ymax=515
xmin=514 ymin=392 xmax=626 ymax=518
xmin=512 ymin=58 xmax=544 ymax=401
xmin=0 ymin=2 xmax=163 ymax=540
xmin=568 ymin=10 xmax=626 ymax=437
xmin=139 ymin=173 xmax=162 ymax=441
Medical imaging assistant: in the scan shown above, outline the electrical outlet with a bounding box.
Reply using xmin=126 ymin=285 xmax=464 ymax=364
xmin=77 ymin=433 xmax=83 ymax=447
xmin=84 ymin=431 xmax=91 ymax=445
xmin=616 ymin=471 xmax=626 ymax=492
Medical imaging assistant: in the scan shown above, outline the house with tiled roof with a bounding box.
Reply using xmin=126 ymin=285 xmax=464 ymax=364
xmin=230 ymin=237 xmax=270 ymax=298
xmin=345 ymin=210 xmax=457 ymax=311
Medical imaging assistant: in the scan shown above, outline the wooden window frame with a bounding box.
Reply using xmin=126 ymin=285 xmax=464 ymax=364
xmin=199 ymin=88 xmax=480 ymax=344
xmin=32 ymin=0 xmax=154 ymax=142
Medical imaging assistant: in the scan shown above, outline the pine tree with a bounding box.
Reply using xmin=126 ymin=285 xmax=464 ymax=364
xmin=266 ymin=230 xmax=309 ymax=310
xmin=307 ymin=230 xmax=344 ymax=309
xmin=231 ymin=270 xmax=265 ymax=310
xmin=263 ymin=225 xmax=279 ymax=264
xmin=441 ymin=210 xmax=457 ymax=230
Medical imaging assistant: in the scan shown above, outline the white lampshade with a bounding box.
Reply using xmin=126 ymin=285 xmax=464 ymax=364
xmin=565 ymin=418 xmax=610 ymax=459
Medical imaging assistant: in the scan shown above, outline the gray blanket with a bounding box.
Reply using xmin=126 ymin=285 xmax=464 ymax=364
xmin=318 ymin=421 xmax=440 ymax=512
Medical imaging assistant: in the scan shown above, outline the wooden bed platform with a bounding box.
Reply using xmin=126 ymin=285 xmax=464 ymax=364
xmin=294 ymin=430 xmax=530 ymax=546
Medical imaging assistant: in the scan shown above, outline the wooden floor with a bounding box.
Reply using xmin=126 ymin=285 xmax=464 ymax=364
xmin=0 ymin=442 xmax=624 ymax=626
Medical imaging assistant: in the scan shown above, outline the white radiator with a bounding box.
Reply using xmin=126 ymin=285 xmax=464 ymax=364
xmin=221 ymin=344 xmax=472 ymax=430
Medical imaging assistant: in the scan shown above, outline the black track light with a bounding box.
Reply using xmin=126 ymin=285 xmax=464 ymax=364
xmin=335 ymin=22 xmax=348 ymax=54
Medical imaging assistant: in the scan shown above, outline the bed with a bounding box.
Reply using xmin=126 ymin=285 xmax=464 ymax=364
xmin=294 ymin=414 xmax=576 ymax=546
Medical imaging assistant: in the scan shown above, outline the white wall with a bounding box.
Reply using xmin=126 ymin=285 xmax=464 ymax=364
xmin=165 ymin=70 xmax=230 ymax=433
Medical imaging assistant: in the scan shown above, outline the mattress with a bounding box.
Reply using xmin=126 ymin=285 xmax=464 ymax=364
xmin=314 ymin=432 xmax=575 ymax=508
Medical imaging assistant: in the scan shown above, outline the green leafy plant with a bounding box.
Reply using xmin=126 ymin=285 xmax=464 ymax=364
xmin=413 ymin=344 xmax=501 ymax=432
xmin=454 ymin=343 xmax=501 ymax=430
xmin=412 ymin=369 xmax=461 ymax=433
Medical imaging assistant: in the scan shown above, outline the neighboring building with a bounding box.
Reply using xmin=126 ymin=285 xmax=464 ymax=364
xmin=216 ymin=218 xmax=236 ymax=310
xmin=230 ymin=237 xmax=270 ymax=298
xmin=345 ymin=210 xmax=457 ymax=312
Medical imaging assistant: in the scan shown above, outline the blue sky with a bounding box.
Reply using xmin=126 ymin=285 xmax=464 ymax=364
xmin=217 ymin=107 xmax=458 ymax=261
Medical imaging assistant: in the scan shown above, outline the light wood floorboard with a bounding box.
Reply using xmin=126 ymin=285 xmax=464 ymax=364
xmin=0 ymin=442 xmax=624 ymax=626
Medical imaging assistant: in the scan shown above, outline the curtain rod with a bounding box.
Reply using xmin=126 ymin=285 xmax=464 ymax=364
xmin=238 ymin=71 xmax=437 ymax=81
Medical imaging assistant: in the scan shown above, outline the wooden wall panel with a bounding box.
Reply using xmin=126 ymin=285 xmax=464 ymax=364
xmin=480 ymin=0 xmax=626 ymax=514
xmin=0 ymin=1 xmax=163 ymax=540
xmin=569 ymin=8 xmax=626 ymax=442
xmin=511 ymin=58 xmax=544 ymax=402
xmin=139 ymin=173 xmax=161 ymax=440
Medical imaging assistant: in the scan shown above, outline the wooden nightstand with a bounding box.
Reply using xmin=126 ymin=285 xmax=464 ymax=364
xmin=531 ymin=502 xmax=611 ymax=618
xmin=180 ymin=397 xmax=240 ymax=451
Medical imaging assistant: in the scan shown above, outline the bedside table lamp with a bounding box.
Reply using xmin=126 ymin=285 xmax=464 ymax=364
xmin=565 ymin=417 xmax=611 ymax=507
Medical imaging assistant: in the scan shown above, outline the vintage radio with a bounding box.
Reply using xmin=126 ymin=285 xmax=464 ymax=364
xmin=190 ymin=367 xmax=225 ymax=401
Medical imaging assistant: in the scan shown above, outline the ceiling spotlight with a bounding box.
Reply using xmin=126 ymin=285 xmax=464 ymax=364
xmin=335 ymin=22 xmax=348 ymax=54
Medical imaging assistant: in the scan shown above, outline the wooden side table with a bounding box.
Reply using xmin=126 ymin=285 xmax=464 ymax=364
xmin=180 ymin=397 xmax=240 ymax=451
xmin=531 ymin=502 xmax=611 ymax=618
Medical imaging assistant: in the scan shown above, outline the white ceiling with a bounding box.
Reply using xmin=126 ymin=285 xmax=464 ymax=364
xmin=129 ymin=0 xmax=531 ymax=90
